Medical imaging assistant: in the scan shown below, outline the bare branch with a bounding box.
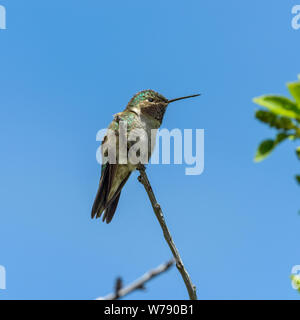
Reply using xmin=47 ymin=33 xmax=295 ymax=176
xmin=137 ymin=164 xmax=197 ymax=300
xmin=114 ymin=277 xmax=123 ymax=299
xmin=96 ymin=259 xmax=174 ymax=300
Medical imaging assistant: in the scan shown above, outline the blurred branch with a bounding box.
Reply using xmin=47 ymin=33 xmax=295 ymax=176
xmin=96 ymin=259 xmax=174 ymax=300
xmin=137 ymin=164 xmax=197 ymax=300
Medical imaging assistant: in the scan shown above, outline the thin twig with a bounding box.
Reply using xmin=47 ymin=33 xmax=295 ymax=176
xmin=96 ymin=259 xmax=174 ymax=300
xmin=137 ymin=164 xmax=197 ymax=300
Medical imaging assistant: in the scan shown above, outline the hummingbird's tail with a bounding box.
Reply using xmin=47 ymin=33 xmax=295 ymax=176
xmin=91 ymin=164 xmax=131 ymax=223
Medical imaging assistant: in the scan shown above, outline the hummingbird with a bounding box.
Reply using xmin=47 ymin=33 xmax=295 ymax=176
xmin=91 ymin=90 xmax=200 ymax=223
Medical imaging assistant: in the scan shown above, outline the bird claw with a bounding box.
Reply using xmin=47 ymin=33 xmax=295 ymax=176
xmin=137 ymin=163 xmax=146 ymax=171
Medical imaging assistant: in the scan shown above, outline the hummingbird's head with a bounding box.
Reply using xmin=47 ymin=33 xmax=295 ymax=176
xmin=126 ymin=90 xmax=169 ymax=124
xmin=126 ymin=89 xmax=200 ymax=124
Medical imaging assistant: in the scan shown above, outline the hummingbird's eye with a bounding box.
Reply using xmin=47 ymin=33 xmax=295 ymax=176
xmin=148 ymin=98 xmax=154 ymax=102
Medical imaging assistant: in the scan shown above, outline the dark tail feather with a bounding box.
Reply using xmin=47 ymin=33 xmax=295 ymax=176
xmin=102 ymin=192 xmax=121 ymax=224
xmin=100 ymin=172 xmax=131 ymax=223
xmin=91 ymin=165 xmax=131 ymax=223
xmin=91 ymin=164 xmax=112 ymax=219
xmin=91 ymin=183 xmax=107 ymax=219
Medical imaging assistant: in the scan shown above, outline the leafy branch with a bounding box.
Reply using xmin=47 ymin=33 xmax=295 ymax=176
xmin=291 ymin=274 xmax=300 ymax=293
xmin=254 ymin=75 xmax=300 ymax=184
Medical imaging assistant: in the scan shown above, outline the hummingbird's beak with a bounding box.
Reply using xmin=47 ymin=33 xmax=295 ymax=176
xmin=168 ymin=94 xmax=201 ymax=104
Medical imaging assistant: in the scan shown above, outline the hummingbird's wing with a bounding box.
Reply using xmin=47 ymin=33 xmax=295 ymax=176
xmin=91 ymin=111 xmax=136 ymax=223
xmin=101 ymin=169 xmax=131 ymax=223
xmin=91 ymin=163 xmax=132 ymax=223
xmin=92 ymin=163 xmax=131 ymax=223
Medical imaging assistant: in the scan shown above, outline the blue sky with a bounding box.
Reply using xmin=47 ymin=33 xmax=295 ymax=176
xmin=1 ymin=0 xmax=300 ymax=300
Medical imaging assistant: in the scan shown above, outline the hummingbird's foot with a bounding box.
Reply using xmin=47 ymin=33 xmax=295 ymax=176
xmin=137 ymin=163 xmax=146 ymax=171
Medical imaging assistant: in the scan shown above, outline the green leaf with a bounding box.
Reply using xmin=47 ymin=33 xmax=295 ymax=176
xmin=296 ymin=147 xmax=300 ymax=160
xmin=255 ymin=110 xmax=295 ymax=130
xmin=255 ymin=110 xmax=277 ymax=126
xmin=254 ymin=139 xmax=275 ymax=162
xmin=288 ymin=81 xmax=300 ymax=107
xmin=291 ymin=275 xmax=300 ymax=292
xmin=253 ymin=95 xmax=300 ymax=119
xmin=254 ymin=133 xmax=289 ymax=162
xmin=275 ymin=132 xmax=289 ymax=143
xmin=276 ymin=117 xmax=295 ymax=130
